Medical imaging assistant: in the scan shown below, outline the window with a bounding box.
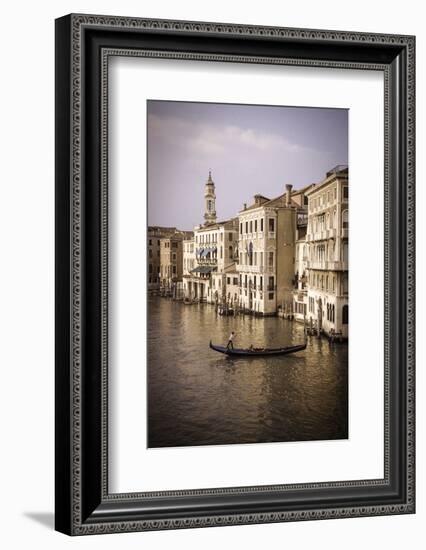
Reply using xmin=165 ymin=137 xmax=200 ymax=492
xmin=250 ymin=221 xmax=253 ymax=233
xmin=254 ymin=220 xmax=257 ymax=232
xmin=343 ymin=186 xmax=349 ymax=200
xmin=220 ymin=246 xmax=223 ymax=259
xmin=342 ymin=210 xmax=349 ymax=229
xmin=172 ymin=266 xmax=177 ymax=275
xmin=229 ymin=245 xmax=233 ymax=258
xmin=343 ymin=243 xmax=348 ymax=263
xmin=233 ymin=277 xmax=238 ymax=285
xmin=342 ymin=304 xmax=349 ymax=324
xmin=172 ymin=253 xmax=176 ymax=261
xmin=245 ymin=222 xmax=248 ymax=233
xmin=149 ymin=249 xmax=152 ymax=258
xmin=268 ymin=276 xmax=274 ymax=290
xmin=240 ymin=222 xmax=243 ymax=234
xmin=260 ymin=276 xmax=263 ymax=289
xmin=343 ymin=274 xmax=349 ymax=294
xmin=149 ymin=239 xmax=152 ymax=245
xmin=268 ymin=251 xmax=274 ymax=268
xmin=268 ymin=218 xmax=275 ymax=232
xmin=149 ymin=264 xmax=153 ymax=273
xmin=229 ymin=233 xmax=233 ymax=241
xmin=260 ymin=218 xmax=264 ymax=232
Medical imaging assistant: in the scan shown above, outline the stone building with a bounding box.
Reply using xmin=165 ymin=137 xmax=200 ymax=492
xmin=159 ymin=236 xmax=183 ymax=297
xmin=236 ymin=184 xmax=307 ymax=315
xmin=183 ymin=171 xmax=239 ymax=303
xmin=183 ymin=239 xmax=195 ymax=277
xmin=148 ymin=226 xmax=192 ymax=296
xmin=147 ymin=226 xmax=176 ymax=292
xmin=305 ymin=165 xmax=349 ymax=338
xmin=292 ymin=185 xmax=314 ymax=322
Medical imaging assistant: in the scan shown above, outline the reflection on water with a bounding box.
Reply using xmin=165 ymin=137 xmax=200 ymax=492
xmin=148 ymin=297 xmax=348 ymax=448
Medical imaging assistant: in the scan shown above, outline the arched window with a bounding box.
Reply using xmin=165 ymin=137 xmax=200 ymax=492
xmin=342 ymin=210 xmax=349 ymax=229
xmin=342 ymin=304 xmax=349 ymax=324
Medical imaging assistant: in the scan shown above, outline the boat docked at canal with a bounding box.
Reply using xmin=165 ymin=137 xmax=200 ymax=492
xmin=209 ymin=339 xmax=307 ymax=357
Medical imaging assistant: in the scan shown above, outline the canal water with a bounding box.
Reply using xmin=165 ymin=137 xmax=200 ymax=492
xmin=148 ymin=296 xmax=348 ymax=448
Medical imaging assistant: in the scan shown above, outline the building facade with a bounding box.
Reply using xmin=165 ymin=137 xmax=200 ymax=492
xmin=236 ymin=185 xmax=308 ymax=316
xmin=148 ymin=226 xmax=177 ymax=292
xmin=148 ymin=226 xmax=193 ymax=296
xmin=305 ymin=165 xmax=349 ymax=338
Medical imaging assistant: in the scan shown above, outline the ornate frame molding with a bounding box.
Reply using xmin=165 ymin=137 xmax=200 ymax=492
xmin=55 ymin=14 xmax=415 ymax=535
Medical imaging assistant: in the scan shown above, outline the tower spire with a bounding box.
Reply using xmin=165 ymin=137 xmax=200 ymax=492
xmin=204 ymin=170 xmax=217 ymax=225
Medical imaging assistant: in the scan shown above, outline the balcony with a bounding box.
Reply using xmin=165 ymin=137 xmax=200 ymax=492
xmin=197 ymin=257 xmax=218 ymax=265
xmin=307 ymin=260 xmax=347 ymax=271
xmin=236 ymin=264 xmax=263 ymax=273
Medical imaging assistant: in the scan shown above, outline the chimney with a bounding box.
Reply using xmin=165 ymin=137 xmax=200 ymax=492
xmin=286 ymin=184 xmax=293 ymax=206
xmin=243 ymin=203 xmax=247 ymax=210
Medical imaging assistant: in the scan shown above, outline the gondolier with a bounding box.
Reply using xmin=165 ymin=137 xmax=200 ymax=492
xmin=226 ymin=331 xmax=236 ymax=350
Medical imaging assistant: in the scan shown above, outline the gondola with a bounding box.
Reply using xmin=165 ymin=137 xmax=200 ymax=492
xmin=209 ymin=339 xmax=307 ymax=357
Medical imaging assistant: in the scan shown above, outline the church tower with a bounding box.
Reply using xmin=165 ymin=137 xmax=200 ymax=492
xmin=204 ymin=170 xmax=217 ymax=225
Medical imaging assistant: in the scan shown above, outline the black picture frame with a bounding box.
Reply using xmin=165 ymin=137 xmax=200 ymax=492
xmin=55 ymin=14 xmax=415 ymax=535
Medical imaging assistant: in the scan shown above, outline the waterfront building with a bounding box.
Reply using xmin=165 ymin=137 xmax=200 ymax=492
xmin=148 ymin=226 xmax=177 ymax=292
xmin=237 ymin=184 xmax=307 ymax=315
xmin=159 ymin=236 xmax=183 ymax=297
xmin=183 ymin=218 xmax=239 ymax=303
xmin=183 ymin=239 xmax=195 ymax=277
xmin=148 ymin=226 xmax=193 ymax=296
xmin=183 ymin=171 xmax=239 ymax=303
xmin=292 ymin=185 xmax=314 ymax=322
xmin=305 ymin=165 xmax=349 ymax=338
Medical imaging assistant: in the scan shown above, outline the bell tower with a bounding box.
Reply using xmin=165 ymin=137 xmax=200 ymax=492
xmin=204 ymin=170 xmax=217 ymax=225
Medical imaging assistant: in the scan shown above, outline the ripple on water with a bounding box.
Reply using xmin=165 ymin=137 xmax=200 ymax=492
xmin=148 ymin=297 xmax=348 ymax=448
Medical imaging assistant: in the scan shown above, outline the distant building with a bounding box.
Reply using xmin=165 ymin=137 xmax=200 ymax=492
xmin=148 ymin=226 xmax=193 ymax=295
xmin=147 ymin=226 xmax=177 ymax=291
xmin=305 ymin=165 xmax=349 ymax=337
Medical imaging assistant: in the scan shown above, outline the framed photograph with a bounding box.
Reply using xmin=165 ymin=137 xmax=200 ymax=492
xmin=55 ymin=14 xmax=415 ymax=535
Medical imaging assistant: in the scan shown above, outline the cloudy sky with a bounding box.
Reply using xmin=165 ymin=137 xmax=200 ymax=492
xmin=147 ymin=100 xmax=348 ymax=230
